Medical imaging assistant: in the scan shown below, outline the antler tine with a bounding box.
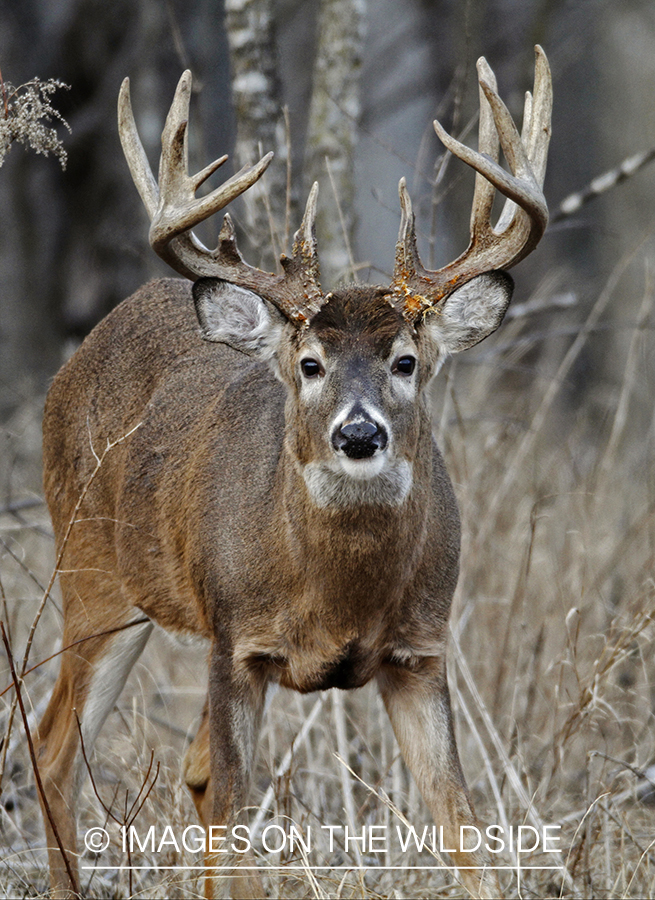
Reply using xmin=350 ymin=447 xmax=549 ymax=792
xmin=277 ymin=182 xmax=324 ymax=322
xmin=476 ymin=58 xmax=532 ymax=238
xmin=158 ymin=69 xmax=193 ymax=201
xmin=292 ymin=180 xmax=319 ymax=259
xmin=391 ymin=46 xmax=552 ymax=320
xmin=395 ymin=177 xmax=416 ymax=275
xmin=390 ymin=178 xmax=430 ymax=320
xmin=469 ymin=60 xmax=500 ymax=239
xmin=434 ymin=61 xmax=547 ymax=236
xmin=526 ymin=46 xmax=552 ymax=186
xmin=118 ymin=77 xmax=159 ymax=220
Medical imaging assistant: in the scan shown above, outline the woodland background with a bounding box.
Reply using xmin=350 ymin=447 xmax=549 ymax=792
xmin=1 ymin=0 xmax=655 ymax=406
xmin=1 ymin=1 xmax=655 ymax=898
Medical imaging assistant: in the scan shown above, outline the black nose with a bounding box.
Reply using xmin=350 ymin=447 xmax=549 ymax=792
xmin=332 ymin=418 xmax=388 ymax=459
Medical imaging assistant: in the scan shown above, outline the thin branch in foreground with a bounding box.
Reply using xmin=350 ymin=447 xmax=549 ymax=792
xmin=74 ymin=710 xmax=160 ymax=828
xmin=0 ymin=421 xmax=142 ymax=794
xmin=74 ymin=712 xmax=160 ymax=898
xmin=1 ymin=622 xmax=77 ymax=889
xmin=0 ymin=617 xmax=151 ymax=701
xmin=21 ymin=420 xmax=143 ymax=678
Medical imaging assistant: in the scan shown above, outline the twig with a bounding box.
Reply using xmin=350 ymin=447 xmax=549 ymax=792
xmin=331 ymin=690 xmax=362 ymax=867
xmin=125 ymin=750 xmax=160 ymax=824
xmin=0 ymin=570 xmax=11 ymax=648
xmin=251 ymin=693 xmax=326 ymax=837
xmin=75 ymin=710 xmax=160 ymax=828
xmin=1 ymin=622 xmax=77 ymax=891
xmin=74 ymin=713 xmax=159 ymax=898
xmin=0 ymin=693 xmax=16 ymax=798
xmin=325 ymin=156 xmax=358 ymax=283
xmin=0 ymin=498 xmax=44 ymax=515
xmin=552 ymin=147 xmax=655 ymax=223
xmin=20 ymin=420 xmax=143 ymax=679
xmin=0 ymin=421 xmax=142 ymax=794
xmin=468 ymin=236 xmax=653 ymax=567
xmin=589 ymin=750 xmax=655 ymax=787
xmin=283 ymin=105 xmax=292 ymax=255
xmin=0 ymin=617 xmax=151 ymax=701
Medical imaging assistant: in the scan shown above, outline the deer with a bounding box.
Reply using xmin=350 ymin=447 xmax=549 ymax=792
xmin=35 ymin=46 xmax=551 ymax=899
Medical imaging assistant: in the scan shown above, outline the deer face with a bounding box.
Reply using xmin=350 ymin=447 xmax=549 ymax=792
xmin=194 ymin=272 xmax=513 ymax=508
xmin=281 ymin=286 xmax=426 ymax=508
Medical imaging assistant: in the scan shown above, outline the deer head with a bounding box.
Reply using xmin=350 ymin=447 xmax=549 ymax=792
xmin=118 ymin=48 xmax=550 ymax=511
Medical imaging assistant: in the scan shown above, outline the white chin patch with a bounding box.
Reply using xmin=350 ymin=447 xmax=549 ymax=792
xmin=302 ymin=458 xmax=413 ymax=508
xmin=337 ymin=455 xmax=386 ymax=480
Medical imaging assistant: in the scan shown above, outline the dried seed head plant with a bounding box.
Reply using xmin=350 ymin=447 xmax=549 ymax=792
xmin=0 ymin=70 xmax=70 ymax=169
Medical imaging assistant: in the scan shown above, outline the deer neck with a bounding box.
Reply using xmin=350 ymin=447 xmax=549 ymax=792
xmin=276 ymin=422 xmax=434 ymax=613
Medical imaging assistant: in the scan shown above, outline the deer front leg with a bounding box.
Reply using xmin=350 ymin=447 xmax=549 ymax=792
xmin=203 ymin=643 xmax=267 ymax=900
xmin=377 ymin=657 xmax=501 ymax=900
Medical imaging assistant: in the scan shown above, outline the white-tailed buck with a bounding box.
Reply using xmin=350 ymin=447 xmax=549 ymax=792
xmin=37 ymin=46 xmax=551 ymax=899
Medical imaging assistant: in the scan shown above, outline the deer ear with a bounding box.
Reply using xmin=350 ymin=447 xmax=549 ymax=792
xmin=193 ymin=278 xmax=285 ymax=359
xmin=422 ymin=271 xmax=513 ymax=355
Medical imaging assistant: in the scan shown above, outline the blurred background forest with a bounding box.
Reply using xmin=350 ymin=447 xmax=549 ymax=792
xmin=2 ymin=1 xmax=655 ymax=897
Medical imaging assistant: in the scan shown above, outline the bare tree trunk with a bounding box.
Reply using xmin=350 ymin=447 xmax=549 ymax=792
xmin=225 ymin=0 xmax=286 ymax=269
xmin=305 ymin=0 xmax=365 ymax=287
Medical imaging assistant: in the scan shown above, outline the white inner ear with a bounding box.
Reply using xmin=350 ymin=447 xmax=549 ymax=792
xmin=423 ymin=271 xmax=513 ymax=361
xmin=193 ymin=279 xmax=284 ymax=359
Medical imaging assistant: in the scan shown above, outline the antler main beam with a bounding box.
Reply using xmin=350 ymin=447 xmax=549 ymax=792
xmin=118 ymin=71 xmax=325 ymax=323
xmin=391 ymin=45 xmax=552 ymax=321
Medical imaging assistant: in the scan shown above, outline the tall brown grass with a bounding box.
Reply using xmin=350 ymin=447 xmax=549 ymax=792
xmin=1 ymin=251 xmax=654 ymax=898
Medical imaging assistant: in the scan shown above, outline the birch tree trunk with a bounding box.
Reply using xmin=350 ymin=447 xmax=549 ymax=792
xmin=225 ymin=0 xmax=286 ymax=269
xmin=305 ymin=0 xmax=365 ymax=287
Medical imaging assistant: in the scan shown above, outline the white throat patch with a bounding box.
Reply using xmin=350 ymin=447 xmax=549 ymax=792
xmin=302 ymin=458 xmax=413 ymax=508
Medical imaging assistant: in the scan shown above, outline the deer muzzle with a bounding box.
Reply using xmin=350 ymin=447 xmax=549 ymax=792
xmin=332 ymin=415 xmax=388 ymax=460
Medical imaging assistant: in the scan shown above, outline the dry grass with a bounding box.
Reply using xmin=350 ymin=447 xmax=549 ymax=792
xmin=1 ymin=254 xmax=654 ymax=899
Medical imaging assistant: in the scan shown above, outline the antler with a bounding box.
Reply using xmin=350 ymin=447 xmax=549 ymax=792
xmin=391 ymin=45 xmax=552 ymax=321
xmin=118 ymin=70 xmax=324 ymax=324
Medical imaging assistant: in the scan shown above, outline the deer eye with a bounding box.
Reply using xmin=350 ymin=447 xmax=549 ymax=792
xmin=300 ymin=358 xmax=323 ymax=378
xmin=394 ymin=356 xmax=416 ymax=376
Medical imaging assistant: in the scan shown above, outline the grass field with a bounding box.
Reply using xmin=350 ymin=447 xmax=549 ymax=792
xmin=1 ymin=252 xmax=654 ymax=898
